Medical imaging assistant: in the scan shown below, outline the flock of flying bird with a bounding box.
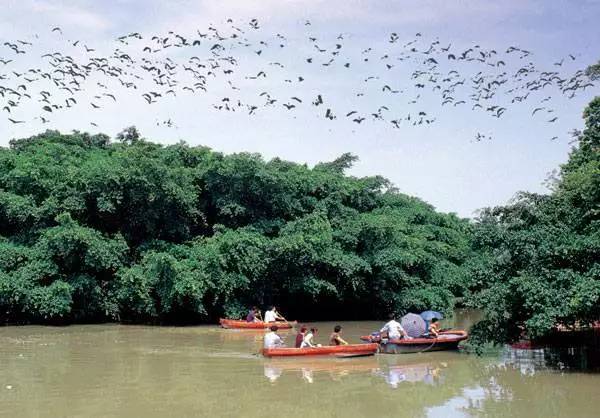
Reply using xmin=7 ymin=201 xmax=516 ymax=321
xmin=0 ymin=18 xmax=596 ymax=141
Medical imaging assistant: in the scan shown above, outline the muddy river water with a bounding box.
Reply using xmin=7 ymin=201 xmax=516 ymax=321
xmin=1 ymin=311 xmax=598 ymax=417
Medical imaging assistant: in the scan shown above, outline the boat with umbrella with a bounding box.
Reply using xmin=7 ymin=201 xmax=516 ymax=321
xmin=360 ymin=312 xmax=469 ymax=354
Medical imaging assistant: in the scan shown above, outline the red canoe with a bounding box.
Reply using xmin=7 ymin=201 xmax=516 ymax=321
xmin=219 ymin=318 xmax=297 ymax=329
xmin=360 ymin=330 xmax=468 ymax=354
xmin=262 ymin=343 xmax=379 ymax=357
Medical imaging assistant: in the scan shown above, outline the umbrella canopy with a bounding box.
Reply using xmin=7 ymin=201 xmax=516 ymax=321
xmin=401 ymin=313 xmax=426 ymax=337
xmin=420 ymin=311 xmax=444 ymax=321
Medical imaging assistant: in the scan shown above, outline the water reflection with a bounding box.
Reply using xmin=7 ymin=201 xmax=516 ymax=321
xmin=301 ymin=368 xmax=314 ymax=383
xmin=501 ymin=345 xmax=600 ymax=373
xmin=217 ymin=328 xmax=296 ymax=342
xmin=264 ymin=364 xmax=283 ymax=382
xmin=262 ymin=356 xmax=452 ymax=388
xmin=373 ymin=363 xmax=444 ymax=388
xmin=263 ymin=356 xmax=380 ymax=383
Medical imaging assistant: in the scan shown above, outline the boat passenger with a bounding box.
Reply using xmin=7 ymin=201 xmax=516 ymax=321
xmin=295 ymin=326 xmax=308 ymax=348
xmin=246 ymin=306 xmax=260 ymax=322
xmin=264 ymin=306 xmax=285 ymax=323
xmin=264 ymin=325 xmax=285 ymax=349
xmin=329 ymin=325 xmax=349 ymax=346
xmin=428 ymin=318 xmax=440 ymax=338
xmin=300 ymin=327 xmax=320 ymax=348
xmin=380 ymin=315 xmax=412 ymax=340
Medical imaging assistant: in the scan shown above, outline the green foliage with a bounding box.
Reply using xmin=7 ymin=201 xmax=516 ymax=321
xmin=0 ymin=129 xmax=472 ymax=323
xmin=468 ymin=97 xmax=600 ymax=343
xmin=115 ymin=126 xmax=142 ymax=144
xmin=585 ymin=60 xmax=600 ymax=81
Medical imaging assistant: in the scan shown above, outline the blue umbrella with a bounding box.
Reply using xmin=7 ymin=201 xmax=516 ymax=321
xmin=420 ymin=311 xmax=444 ymax=321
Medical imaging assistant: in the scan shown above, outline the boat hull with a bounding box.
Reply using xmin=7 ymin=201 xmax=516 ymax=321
xmin=262 ymin=343 xmax=379 ymax=357
xmin=360 ymin=330 xmax=468 ymax=354
xmin=379 ymin=340 xmax=461 ymax=354
xmin=219 ymin=318 xmax=296 ymax=329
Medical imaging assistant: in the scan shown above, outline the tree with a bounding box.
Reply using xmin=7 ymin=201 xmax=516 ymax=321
xmin=116 ymin=126 xmax=141 ymax=144
xmin=468 ymin=97 xmax=600 ymax=345
xmin=314 ymin=152 xmax=359 ymax=174
xmin=0 ymin=131 xmax=472 ymax=323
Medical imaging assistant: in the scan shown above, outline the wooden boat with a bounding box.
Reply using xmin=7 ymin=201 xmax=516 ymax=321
xmin=360 ymin=330 xmax=468 ymax=354
xmin=219 ymin=318 xmax=296 ymax=329
xmin=262 ymin=343 xmax=379 ymax=357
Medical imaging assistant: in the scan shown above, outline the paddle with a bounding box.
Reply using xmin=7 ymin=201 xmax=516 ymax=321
xmin=278 ymin=313 xmax=292 ymax=327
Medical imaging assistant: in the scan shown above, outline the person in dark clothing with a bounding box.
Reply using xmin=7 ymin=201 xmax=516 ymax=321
xmin=295 ymin=326 xmax=307 ymax=348
xmin=246 ymin=306 xmax=261 ymax=322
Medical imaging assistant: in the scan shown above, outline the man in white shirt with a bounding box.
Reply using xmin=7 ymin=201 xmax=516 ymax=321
xmin=264 ymin=306 xmax=284 ymax=323
xmin=380 ymin=316 xmax=411 ymax=340
xmin=264 ymin=325 xmax=285 ymax=349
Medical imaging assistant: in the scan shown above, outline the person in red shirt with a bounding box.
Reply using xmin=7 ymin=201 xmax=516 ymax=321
xmin=295 ymin=326 xmax=307 ymax=348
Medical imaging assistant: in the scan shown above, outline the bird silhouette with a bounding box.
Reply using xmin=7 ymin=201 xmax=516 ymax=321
xmin=0 ymin=22 xmax=591 ymax=138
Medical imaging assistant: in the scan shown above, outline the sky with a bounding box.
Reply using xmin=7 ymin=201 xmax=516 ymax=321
xmin=1 ymin=0 xmax=599 ymax=217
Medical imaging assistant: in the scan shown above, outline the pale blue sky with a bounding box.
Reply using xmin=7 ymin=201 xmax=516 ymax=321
xmin=1 ymin=0 xmax=599 ymax=217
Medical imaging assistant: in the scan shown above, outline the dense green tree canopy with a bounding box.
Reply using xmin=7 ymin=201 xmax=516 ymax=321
xmin=0 ymin=130 xmax=472 ymax=323
xmin=468 ymin=97 xmax=600 ymax=344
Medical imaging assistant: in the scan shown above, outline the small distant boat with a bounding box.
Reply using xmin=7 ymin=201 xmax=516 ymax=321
xmin=360 ymin=330 xmax=468 ymax=354
xmin=219 ymin=318 xmax=297 ymax=329
xmin=262 ymin=343 xmax=379 ymax=357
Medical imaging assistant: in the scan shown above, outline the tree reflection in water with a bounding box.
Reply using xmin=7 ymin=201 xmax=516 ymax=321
xmin=502 ymin=345 xmax=600 ymax=373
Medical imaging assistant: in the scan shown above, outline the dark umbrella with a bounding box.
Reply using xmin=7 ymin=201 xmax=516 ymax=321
xmin=401 ymin=313 xmax=426 ymax=337
xmin=420 ymin=311 xmax=444 ymax=321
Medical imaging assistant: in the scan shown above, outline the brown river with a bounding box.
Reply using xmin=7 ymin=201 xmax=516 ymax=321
xmin=1 ymin=310 xmax=599 ymax=417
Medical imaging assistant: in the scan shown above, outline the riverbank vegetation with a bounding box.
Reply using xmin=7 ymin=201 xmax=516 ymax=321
xmin=467 ymin=97 xmax=600 ymax=344
xmin=0 ymin=129 xmax=472 ymax=323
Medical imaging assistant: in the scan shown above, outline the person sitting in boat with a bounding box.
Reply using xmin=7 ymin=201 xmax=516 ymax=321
xmin=246 ymin=306 xmax=261 ymax=323
xmin=300 ymin=327 xmax=321 ymax=348
xmin=264 ymin=306 xmax=285 ymax=323
xmin=295 ymin=326 xmax=308 ymax=348
xmin=380 ymin=315 xmax=412 ymax=340
xmin=264 ymin=325 xmax=285 ymax=349
xmin=329 ymin=325 xmax=349 ymax=346
xmin=428 ymin=318 xmax=440 ymax=338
